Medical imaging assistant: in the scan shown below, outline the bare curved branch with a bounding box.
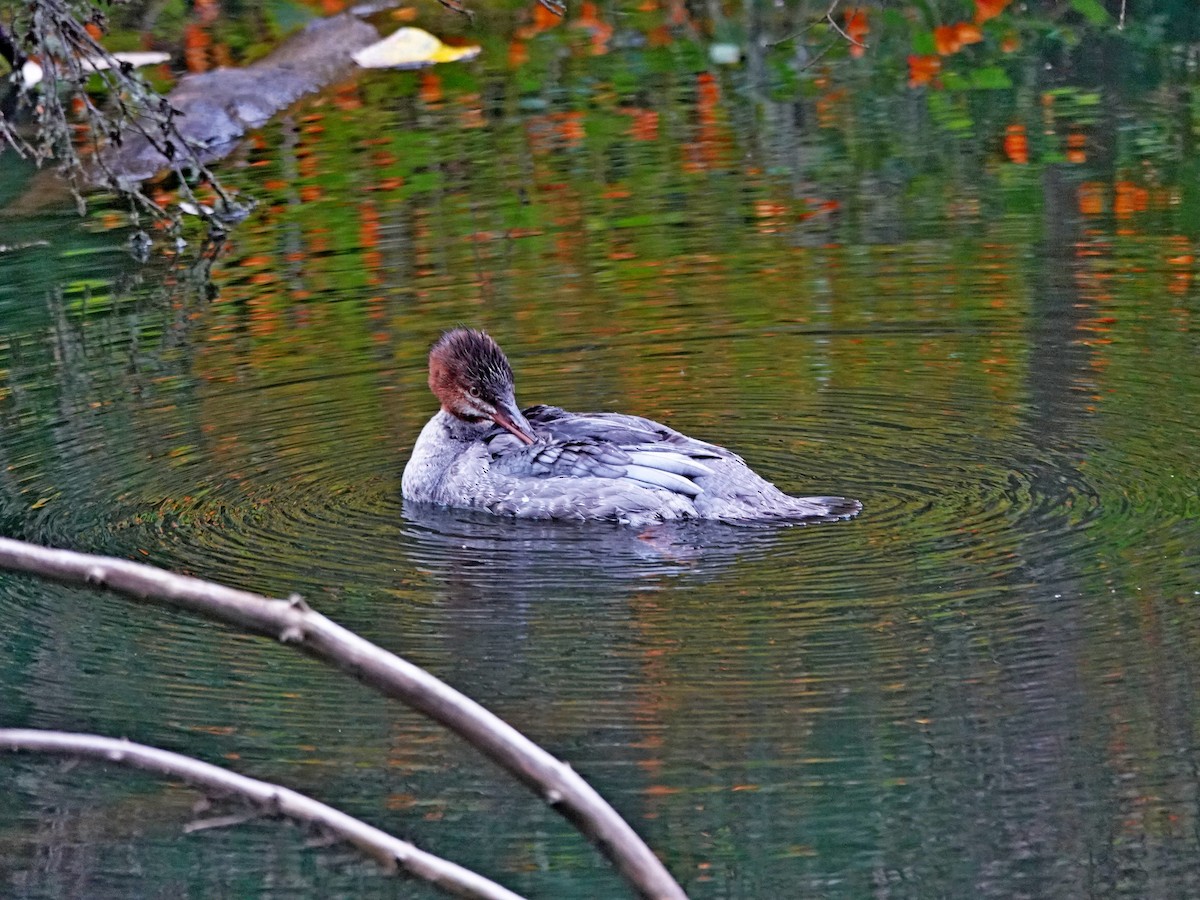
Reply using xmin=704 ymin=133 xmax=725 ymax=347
xmin=0 ymin=537 xmax=688 ymax=900
xmin=0 ymin=729 xmax=524 ymax=900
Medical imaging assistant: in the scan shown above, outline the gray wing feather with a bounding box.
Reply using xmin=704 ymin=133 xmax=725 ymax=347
xmin=484 ymin=407 xmax=726 ymax=500
xmin=526 ymin=406 xmax=729 ymax=459
xmin=489 ymin=437 xmax=710 ymax=499
xmin=525 ymin=442 xmax=626 ymax=479
xmin=623 ymin=464 xmax=705 ymax=497
xmin=626 ymin=449 xmax=714 ymax=479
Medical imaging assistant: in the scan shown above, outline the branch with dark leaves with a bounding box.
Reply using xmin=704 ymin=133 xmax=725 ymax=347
xmin=0 ymin=537 xmax=688 ymax=900
xmin=5 ymin=0 xmax=245 ymax=231
xmin=0 ymin=729 xmax=524 ymax=900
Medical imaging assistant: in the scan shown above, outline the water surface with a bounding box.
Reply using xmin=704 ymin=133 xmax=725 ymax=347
xmin=2 ymin=6 xmax=1200 ymax=898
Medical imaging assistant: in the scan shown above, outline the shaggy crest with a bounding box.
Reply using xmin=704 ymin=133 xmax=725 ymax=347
xmin=428 ymin=328 xmax=515 ymax=406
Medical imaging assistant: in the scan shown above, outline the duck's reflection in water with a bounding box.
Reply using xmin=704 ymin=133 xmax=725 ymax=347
xmin=400 ymin=502 xmax=790 ymax=592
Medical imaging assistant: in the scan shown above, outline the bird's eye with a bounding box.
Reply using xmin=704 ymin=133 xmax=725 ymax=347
xmin=467 ymin=387 xmax=480 ymax=399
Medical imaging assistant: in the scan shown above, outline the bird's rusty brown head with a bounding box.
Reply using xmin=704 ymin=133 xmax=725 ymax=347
xmin=427 ymin=328 xmax=535 ymax=444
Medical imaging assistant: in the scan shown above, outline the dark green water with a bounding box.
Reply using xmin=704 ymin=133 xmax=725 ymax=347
xmin=2 ymin=5 xmax=1200 ymax=897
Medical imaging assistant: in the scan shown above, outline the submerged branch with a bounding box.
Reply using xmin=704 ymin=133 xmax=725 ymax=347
xmin=434 ymin=0 xmax=562 ymax=15
xmin=0 ymin=729 xmax=524 ymax=900
xmin=0 ymin=537 xmax=688 ymax=900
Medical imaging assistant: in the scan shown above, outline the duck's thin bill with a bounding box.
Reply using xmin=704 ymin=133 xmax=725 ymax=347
xmin=493 ymin=407 xmax=536 ymax=445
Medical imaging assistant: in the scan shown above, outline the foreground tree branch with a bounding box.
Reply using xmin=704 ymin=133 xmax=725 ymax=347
xmin=0 ymin=537 xmax=688 ymax=900
xmin=0 ymin=729 xmax=523 ymax=900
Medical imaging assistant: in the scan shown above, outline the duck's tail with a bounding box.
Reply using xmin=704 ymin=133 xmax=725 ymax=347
xmin=804 ymin=496 xmax=863 ymax=522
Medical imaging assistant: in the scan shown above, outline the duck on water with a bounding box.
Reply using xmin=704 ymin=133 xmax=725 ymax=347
xmin=402 ymin=329 xmax=862 ymax=527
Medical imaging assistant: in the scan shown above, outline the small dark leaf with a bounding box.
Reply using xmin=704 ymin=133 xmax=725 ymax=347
xmin=128 ymin=230 xmax=152 ymax=264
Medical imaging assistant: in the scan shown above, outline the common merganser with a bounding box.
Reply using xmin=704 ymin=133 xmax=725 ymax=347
xmin=401 ymin=329 xmax=862 ymax=526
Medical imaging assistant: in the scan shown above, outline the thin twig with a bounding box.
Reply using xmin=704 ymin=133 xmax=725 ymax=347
xmin=766 ymin=17 xmax=826 ymax=49
xmin=0 ymin=537 xmax=688 ymax=900
xmin=796 ymin=38 xmax=840 ymax=72
xmin=182 ymin=811 xmax=260 ymax=833
xmin=0 ymin=729 xmax=525 ymax=900
xmin=767 ymin=0 xmax=864 ymax=52
xmin=434 ymin=0 xmax=476 ymax=20
xmin=824 ymin=0 xmax=866 ymax=50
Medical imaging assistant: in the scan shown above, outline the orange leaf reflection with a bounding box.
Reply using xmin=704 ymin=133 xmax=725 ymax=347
xmin=1114 ymin=180 xmax=1149 ymax=217
xmin=1003 ymin=123 xmax=1028 ymax=164
xmin=907 ymin=54 xmax=941 ymax=87
xmin=532 ymin=1 xmax=563 ymax=31
xmin=1078 ymin=182 xmax=1104 ymax=216
xmin=933 ymin=25 xmax=961 ymax=56
xmin=844 ymin=9 xmax=868 ymax=58
xmin=975 ymin=0 xmax=1011 ymax=23
xmin=955 ymin=22 xmax=983 ymax=45
xmin=419 ymin=72 xmax=442 ymax=105
xmin=1066 ymin=132 xmax=1087 ymax=164
xmin=515 ymin=1 xmax=562 ymax=39
xmin=643 ymin=784 xmax=681 ymax=796
xmin=573 ymin=2 xmax=614 ymax=55
xmin=628 ymin=108 xmax=659 ymax=141
xmin=183 ymin=23 xmax=210 ymax=73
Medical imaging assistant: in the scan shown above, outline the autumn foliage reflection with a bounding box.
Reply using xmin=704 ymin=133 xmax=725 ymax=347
xmin=71 ymin=0 xmax=1195 ymax=444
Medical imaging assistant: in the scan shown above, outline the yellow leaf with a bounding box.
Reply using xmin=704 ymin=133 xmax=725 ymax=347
xmin=352 ymin=28 xmax=481 ymax=70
